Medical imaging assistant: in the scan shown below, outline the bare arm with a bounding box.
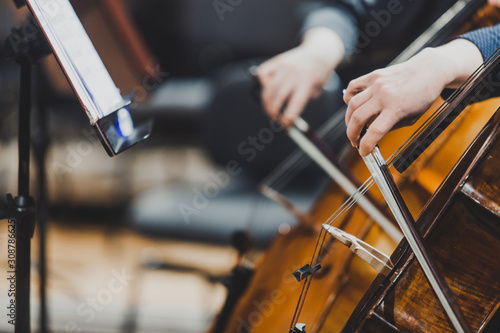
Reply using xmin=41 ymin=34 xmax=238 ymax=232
xmin=343 ymin=38 xmax=483 ymax=156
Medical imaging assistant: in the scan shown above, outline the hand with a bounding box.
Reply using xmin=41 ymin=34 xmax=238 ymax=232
xmin=488 ymin=0 xmax=500 ymax=8
xmin=256 ymin=28 xmax=344 ymax=127
xmin=344 ymin=39 xmax=482 ymax=156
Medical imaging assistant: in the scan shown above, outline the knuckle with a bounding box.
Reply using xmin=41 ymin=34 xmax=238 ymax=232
xmin=369 ymin=125 xmax=385 ymax=137
xmin=346 ymin=79 xmax=359 ymax=92
xmin=282 ymin=113 xmax=296 ymax=123
xmin=349 ymin=94 xmax=362 ymax=110
xmin=371 ymin=70 xmax=383 ymax=80
xmin=351 ymin=112 xmax=364 ymax=126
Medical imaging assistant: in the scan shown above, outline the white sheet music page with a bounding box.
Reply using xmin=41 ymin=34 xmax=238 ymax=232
xmin=26 ymin=0 xmax=125 ymax=124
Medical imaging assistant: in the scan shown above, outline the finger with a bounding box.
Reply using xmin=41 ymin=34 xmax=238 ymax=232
xmin=280 ymin=86 xmax=311 ymax=128
xmin=345 ymin=89 xmax=371 ymax=126
xmin=345 ymin=98 xmax=382 ymax=148
xmin=358 ymin=114 xmax=396 ymax=156
xmin=268 ymin=81 xmax=295 ymax=119
xmin=310 ymin=85 xmax=323 ymax=99
xmin=261 ymin=71 xmax=288 ymax=117
xmin=256 ymin=58 xmax=278 ymax=79
xmin=343 ymin=75 xmax=371 ymax=104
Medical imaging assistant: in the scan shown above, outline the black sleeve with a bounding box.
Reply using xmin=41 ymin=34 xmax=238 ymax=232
xmin=300 ymin=0 xmax=457 ymax=62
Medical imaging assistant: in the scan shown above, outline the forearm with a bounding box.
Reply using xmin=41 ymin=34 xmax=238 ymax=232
xmin=459 ymin=24 xmax=500 ymax=61
xmin=426 ymin=39 xmax=483 ymax=89
xmin=343 ymin=38 xmax=482 ymax=156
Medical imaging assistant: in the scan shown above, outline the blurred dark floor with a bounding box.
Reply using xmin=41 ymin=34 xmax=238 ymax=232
xmin=0 ymin=216 xmax=236 ymax=333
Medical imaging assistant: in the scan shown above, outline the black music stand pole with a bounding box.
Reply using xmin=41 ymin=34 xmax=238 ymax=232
xmin=0 ymin=58 xmax=37 ymax=333
xmin=33 ymin=66 xmax=50 ymax=333
xmin=2 ymin=9 xmax=51 ymax=331
xmin=15 ymin=56 xmax=36 ymax=333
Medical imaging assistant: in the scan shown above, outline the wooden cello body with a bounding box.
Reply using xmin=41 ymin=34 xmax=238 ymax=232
xmin=213 ymin=6 xmax=500 ymax=332
xmin=218 ymin=94 xmax=500 ymax=332
xmin=343 ymin=106 xmax=500 ymax=333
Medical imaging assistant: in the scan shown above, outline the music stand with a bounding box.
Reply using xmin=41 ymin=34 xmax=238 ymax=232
xmin=2 ymin=0 xmax=154 ymax=331
xmin=25 ymin=0 xmax=153 ymax=156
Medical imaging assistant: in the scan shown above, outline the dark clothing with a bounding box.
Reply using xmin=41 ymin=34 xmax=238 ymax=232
xmin=457 ymin=24 xmax=500 ymax=101
xmin=133 ymin=0 xmax=467 ymax=177
xmin=134 ymin=0 xmax=459 ymax=76
xmin=302 ymin=0 xmax=459 ymax=62
xmin=205 ymin=0 xmax=463 ymax=176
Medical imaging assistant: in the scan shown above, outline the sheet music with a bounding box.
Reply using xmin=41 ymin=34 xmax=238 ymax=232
xmin=26 ymin=0 xmax=125 ymax=124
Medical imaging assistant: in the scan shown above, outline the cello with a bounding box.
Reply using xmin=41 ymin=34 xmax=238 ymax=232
xmin=211 ymin=2 xmax=500 ymax=333
xmin=341 ymin=47 xmax=500 ymax=333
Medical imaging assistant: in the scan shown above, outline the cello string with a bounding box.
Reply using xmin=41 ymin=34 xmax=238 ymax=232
xmin=260 ymin=112 xmax=347 ymax=191
xmin=291 ymin=44 xmax=500 ymax=328
xmin=262 ymin=0 xmax=485 ymax=193
xmin=386 ymin=48 xmax=497 ymax=165
xmin=289 ymin=46 xmax=500 ymax=325
xmin=290 ymin=185 xmax=365 ymax=329
xmin=290 ymin=228 xmax=331 ymax=330
xmin=313 ymin=64 xmax=487 ymax=230
xmin=289 ymin=276 xmax=311 ymax=329
xmin=319 ymin=56 xmax=494 ymax=238
xmin=325 ymin=47 xmax=496 ymax=228
xmin=290 ymin=188 xmax=362 ymax=329
xmin=322 ymin=177 xmax=375 ymax=227
xmin=288 ymin=227 xmax=325 ymax=329
xmin=271 ymin=54 xmax=491 ymax=238
xmin=262 ymin=150 xmax=312 ymax=192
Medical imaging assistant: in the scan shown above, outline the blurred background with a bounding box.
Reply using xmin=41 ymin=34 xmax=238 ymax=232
xmin=0 ymin=0 xmax=342 ymax=332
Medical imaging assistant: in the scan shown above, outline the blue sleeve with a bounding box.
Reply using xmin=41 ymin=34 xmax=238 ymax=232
xmin=459 ymin=24 xmax=500 ymax=60
xmin=441 ymin=24 xmax=500 ymax=101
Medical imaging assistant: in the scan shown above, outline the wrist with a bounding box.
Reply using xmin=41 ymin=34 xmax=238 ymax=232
xmin=300 ymin=27 xmax=345 ymax=71
xmin=425 ymin=39 xmax=483 ymax=88
xmin=416 ymin=47 xmax=457 ymax=89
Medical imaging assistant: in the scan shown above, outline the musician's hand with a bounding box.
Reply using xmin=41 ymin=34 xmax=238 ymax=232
xmin=344 ymin=39 xmax=483 ymax=156
xmin=256 ymin=28 xmax=344 ymax=127
xmin=488 ymin=0 xmax=500 ymax=8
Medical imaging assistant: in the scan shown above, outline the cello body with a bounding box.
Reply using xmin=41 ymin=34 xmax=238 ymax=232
xmin=213 ymin=6 xmax=500 ymax=333
xmin=219 ymin=96 xmax=499 ymax=333
xmin=343 ymin=107 xmax=500 ymax=333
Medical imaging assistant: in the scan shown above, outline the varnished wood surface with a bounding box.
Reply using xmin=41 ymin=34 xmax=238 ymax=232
xmin=461 ymin=132 xmax=500 ymax=218
xmin=220 ymin=185 xmax=398 ymax=333
xmin=214 ymin=79 xmax=500 ymax=333
xmin=209 ymin=5 xmax=500 ymax=333
xmin=343 ymin=109 xmax=500 ymax=333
